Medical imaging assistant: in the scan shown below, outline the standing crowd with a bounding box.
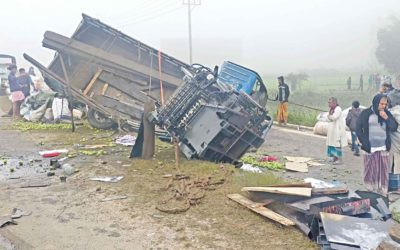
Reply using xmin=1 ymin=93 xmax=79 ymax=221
xmin=326 ymin=89 xmax=400 ymax=196
xmin=274 ymin=73 xmax=400 ymax=196
xmin=6 ymin=64 xmax=37 ymax=119
xmin=347 ymin=73 xmax=394 ymax=92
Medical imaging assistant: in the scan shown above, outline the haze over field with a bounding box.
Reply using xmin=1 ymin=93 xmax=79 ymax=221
xmin=1 ymin=0 xmax=400 ymax=74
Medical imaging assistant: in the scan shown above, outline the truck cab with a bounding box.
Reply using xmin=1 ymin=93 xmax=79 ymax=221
xmin=217 ymin=61 xmax=268 ymax=107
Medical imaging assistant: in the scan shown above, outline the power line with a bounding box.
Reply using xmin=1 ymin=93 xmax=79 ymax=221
xmin=102 ymin=0 xmax=149 ymax=19
xmin=114 ymin=0 xmax=178 ymax=25
xmin=119 ymin=4 xmax=183 ymax=27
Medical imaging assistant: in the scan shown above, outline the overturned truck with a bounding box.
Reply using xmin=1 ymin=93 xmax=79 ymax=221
xmin=25 ymin=14 xmax=272 ymax=163
xmin=152 ymin=65 xmax=272 ymax=163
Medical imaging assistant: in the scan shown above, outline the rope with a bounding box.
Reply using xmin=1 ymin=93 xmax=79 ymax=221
xmin=288 ymin=101 xmax=326 ymax=112
xmin=158 ymin=50 xmax=164 ymax=105
xmin=148 ymin=53 xmax=153 ymax=95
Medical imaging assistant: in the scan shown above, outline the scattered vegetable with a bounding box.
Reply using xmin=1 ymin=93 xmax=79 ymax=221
xmin=13 ymin=121 xmax=71 ymax=132
xmin=241 ymin=155 xmax=284 ymax=170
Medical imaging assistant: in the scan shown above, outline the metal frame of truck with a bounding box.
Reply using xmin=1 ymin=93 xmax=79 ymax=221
xmin=31 ymin=14 xmax=190 ymax=130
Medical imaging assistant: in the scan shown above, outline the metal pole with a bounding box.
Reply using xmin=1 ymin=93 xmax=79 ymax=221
xmin=183 ymin=0 xmax=200 ymax=64
xmin=59 ymin=54 xmax=76 ymax=132
xmin=187 ymin=1 xmax=193 ymax=64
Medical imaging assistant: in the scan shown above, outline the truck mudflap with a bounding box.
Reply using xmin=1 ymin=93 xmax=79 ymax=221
xmin=153 ymin=65 xmax=273 ymax=164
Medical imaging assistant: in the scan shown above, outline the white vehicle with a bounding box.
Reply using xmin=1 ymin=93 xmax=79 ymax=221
xmin=0 ymin=54 xmax=16 ymax=113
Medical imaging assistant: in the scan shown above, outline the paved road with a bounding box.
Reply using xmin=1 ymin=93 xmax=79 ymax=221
xmin=262 ymin=126 xmax=365 ymax=191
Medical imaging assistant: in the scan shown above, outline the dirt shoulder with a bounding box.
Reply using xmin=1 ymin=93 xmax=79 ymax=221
xmin=0 ymin=119 xmax=316 ymax=250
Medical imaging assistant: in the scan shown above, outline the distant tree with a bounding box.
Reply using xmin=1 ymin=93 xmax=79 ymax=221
xmin=376 ymin=17 xmax=400 ymax=76
xmin=285 ymin=73 xmax=309 ymax=91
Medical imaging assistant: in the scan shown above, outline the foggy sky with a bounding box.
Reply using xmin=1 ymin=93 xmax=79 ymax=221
xmin=1 ymin=0 xmax=399 ymax=75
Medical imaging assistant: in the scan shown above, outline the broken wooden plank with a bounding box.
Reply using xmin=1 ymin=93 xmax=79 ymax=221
xmin=265 ymin=183 xmax=312 ymax=188
xmin=390 ymin=224 xmax=400 ymax=244
xmin=284 ymin=156 xmax=312 ymax=163
xmin=83 ymin=69 xmax=102 ymax=95
xmin=285 ymin=162 xmax=308 ymax=173
xmin=98 ymin=71 xmax=148 ymax=103
xmin=312 ymin=186 xmax=349 ymax=195
xmin=101 ymin=83 xmax=109 ymax=95
xmin=227 ymin=194 xmax=295 ymax=226
xmin=242 ymin=187 xmax=312 ymax=197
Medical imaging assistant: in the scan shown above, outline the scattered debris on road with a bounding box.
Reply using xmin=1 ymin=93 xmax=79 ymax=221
xmin=100 ymin=195 xmax=128 ymax=202
xmin=156 ymin=171 xmax=228 ymax=214
xmin=0 ymin=217 xmax=17 ymax=228
xmin=90 ymin=176 xmax=124 ymax=183
xmin=11 ymin=208 xmax=32 ymax=219
xmin=241 ymin=155 xmax=284 ymax=170
xmin=39 ymin=149 xmax=68 ymax=158
xmin=20 ymin=181 xmax=50 ymax=188
xmin=229 ymin=179 xmax=400 ymax=249
xmin=240 ymin=163 xmax=262 ymax=173
xmin=115 ymin=135 xmax=136 ymax=146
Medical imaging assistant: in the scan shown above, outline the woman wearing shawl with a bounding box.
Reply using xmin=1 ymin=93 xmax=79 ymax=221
xmin=356 ymin=94 xmax=398 ymax=195
xmin=326 ymin=97 xmax=348 ymax=165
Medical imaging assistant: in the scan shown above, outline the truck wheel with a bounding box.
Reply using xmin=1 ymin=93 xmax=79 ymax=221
xmin=87 ymin=108 xmax=117 ymax=130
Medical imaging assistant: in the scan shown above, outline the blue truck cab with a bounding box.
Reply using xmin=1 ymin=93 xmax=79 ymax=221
xmin=217 ymin=61 xmax=267 ymax=107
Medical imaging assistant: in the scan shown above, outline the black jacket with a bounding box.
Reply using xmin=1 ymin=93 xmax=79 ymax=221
xmin=346 ymin=108 xmax=362 ymax=131
xmin=355 ymin=108 xmax=398 ymax=153
xmin=276 ymin=83 xmax=290 ymax=102
xmin=8 ymin=73 xmax=20 ymax=92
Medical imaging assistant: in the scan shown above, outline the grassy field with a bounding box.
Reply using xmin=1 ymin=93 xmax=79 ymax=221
xmin=263 ymin=73 xmax=378 ymax=126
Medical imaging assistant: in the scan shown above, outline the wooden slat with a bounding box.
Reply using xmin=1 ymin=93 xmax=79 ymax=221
xmin=98 ymin=71 xmax=147 ymax=103
xmin=93 ymin=95 xmax=143 ymax=120
xmin=227 ymin=194 xmax=295 ymax=226
xmin=23 ymin=53 xmax=110 ymax=116
xmin=265 ymin=183 xmax=312 ymax=188
xmin=83 ymin=69 xmax=102 ymax=95
xmin=242 ymin=187 xmax=312 ymax=197
xmin=390 ymin=224 xmax=400 ymax=244
xmin=101 ymin=83 xmax=109 ymax=95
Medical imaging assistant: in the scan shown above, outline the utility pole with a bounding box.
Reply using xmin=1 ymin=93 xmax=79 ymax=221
xmin=183 ymin=0 xmax=201 ymax=65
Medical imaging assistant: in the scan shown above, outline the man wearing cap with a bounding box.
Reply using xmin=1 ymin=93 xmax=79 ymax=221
xmin=7 ymin=64 xmax=25 ymax=119
xmin=275 ymin=76 xmax=290 ymax=125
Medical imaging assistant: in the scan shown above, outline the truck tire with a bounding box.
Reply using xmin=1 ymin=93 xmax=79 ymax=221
xmin=87 ymin=108 xmax=117 ymax=130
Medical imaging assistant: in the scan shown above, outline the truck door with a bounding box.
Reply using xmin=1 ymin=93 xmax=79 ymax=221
xmin=250 ymin=79 xmax=267 ymax=107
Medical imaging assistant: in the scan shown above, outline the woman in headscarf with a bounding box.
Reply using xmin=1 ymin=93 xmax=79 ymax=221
xmin=356 ymin=94 xmax=398 ymax=195
xmin=326 ymin=97 xmax=347 ymax=165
